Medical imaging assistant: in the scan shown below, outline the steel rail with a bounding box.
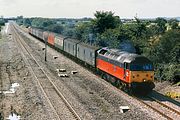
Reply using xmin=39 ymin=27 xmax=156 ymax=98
xmin=133 ymin=96 xmax=173 ymax=120
xmin=148 ymin=96 xmax=180 ymax=116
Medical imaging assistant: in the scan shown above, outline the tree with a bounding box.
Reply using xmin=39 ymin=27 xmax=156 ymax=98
xmin=16 ymin=16 xmax=24 ymax=25
xmin=121 ymin=18 xmax=149 ymax=54
xmin=62 ymin=28 xmax=75 ymax=37
xmin=47 ymin=24 xmax=64 ymax=34
xmin=74 ymin=22 xmax=93 ymax=41
xmin=150 ymin=29 xmax=180 ymax=80
xmin=134 ymin=17 xmax=147 ymax=38
xmin=155 ymin=18 xmax=167 ymax=34
xmin=96 ymin=28 xmax=120 ymax=47
xmin=31 ymin=18 xmax=55 ymax=29
xmin=92 ymin=11 xmax=121 ymax=34
xmin=168 ymin=19 xmax=179 ymax=29
xmin=0 ymin=19 xmax=5 ymax=26
xmin=155 ymin=29 xmax=180 ymax=63
xmin=23 ymin=18 xmax=31 ymax=27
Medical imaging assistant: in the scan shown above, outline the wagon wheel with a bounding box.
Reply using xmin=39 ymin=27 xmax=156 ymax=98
xmin=102 ymin=74 xmax=108 ymax=81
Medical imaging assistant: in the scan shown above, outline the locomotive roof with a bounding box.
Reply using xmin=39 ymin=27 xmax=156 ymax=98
xmin=98 ymin=48 xmax=151 ymax=64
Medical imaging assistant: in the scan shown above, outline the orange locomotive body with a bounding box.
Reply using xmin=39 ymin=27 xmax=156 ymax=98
xmin=97 ymin=59 xmax=130 ymax=83
xmin=96 ymin=48 xmax=155 ymax=93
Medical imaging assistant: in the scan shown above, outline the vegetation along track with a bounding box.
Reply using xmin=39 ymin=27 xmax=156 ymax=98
xmin=133 ymin=95 xmax=180 ymax=120
xmin=10 ymin=23 xmax=81 ymax=120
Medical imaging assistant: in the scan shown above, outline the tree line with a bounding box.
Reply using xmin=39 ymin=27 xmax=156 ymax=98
xmin=0 ymin=18 xmax=5 ymax=31
xmin=16 ymin=11 xmax=180 ymax=83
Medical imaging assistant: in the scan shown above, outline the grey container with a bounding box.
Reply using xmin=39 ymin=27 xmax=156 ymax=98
xmin=32 ymin=28 xmax=36 ymax=36
xmin=77 ymin=43 xmax=99 ymax=67
xmin=36 ymin=29 xmax=44 ymax=40
xmin=43 ymin=31 xmax=49 ymax=42
xmin=35 ymin=28 xmax=39 ymax=37
xmin=63 ymin=38 xmax=80 ymax=57
xmin=54 ymin=35 xmax=65 ymax=50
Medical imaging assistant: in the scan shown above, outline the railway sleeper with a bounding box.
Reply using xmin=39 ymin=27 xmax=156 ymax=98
xmin=58 ymin=73 xmax=69 ymax=77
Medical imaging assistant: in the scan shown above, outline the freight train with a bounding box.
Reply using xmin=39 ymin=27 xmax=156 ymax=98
xmin=28 ymin=27 xmax=155 ymax=94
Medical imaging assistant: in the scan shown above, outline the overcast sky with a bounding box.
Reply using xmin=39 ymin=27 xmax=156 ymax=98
xmin=0 ymin=0 xmax=180 ymax=18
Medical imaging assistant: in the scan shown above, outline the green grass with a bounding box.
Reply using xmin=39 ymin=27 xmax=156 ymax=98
xmin=165 ymin=91 xmax=180 ymax=99
xmin=177 ymin=81 xmax=180 ymax=86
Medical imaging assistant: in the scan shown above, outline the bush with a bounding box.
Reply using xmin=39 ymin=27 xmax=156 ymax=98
xmin=0 ymin=19 xmax=5 ymax=26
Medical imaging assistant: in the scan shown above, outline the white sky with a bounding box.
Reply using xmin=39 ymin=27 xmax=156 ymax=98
xmin=0 ymin=0 xmax=180 ymax=18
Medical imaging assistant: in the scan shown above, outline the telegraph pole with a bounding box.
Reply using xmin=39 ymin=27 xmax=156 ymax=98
xmin=45 ymin=38 xmax=47 ymax=61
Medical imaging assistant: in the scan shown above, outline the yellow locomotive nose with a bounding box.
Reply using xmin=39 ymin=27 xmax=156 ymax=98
xmin=130 ymin=71 xmax=155 ymax=93
xmin=130 ymin=71 xmax=154 ymax=83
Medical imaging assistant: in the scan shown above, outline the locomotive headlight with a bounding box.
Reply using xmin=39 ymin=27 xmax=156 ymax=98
xmin=126 ymin=72 xmax=129 ymax=76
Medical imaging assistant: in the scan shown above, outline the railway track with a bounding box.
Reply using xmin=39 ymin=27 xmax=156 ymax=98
xmin=149 ymin=95 xmax=180 ymax=115
xmin=133 ymin=95 xmax=180 ymax=120
xmin=78 ymin=67 xmax=180 ymax=120
xmin=10 ymin=23 xmax=81 ymax=120
xmin=77 ymin=65 xmax=180 ymax=120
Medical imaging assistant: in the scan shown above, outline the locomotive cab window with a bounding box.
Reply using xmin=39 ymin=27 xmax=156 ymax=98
xmin=130 ymin=64 xmax=153 ymax=71
xmin=99 ymin=49 xmax=107 ymax=55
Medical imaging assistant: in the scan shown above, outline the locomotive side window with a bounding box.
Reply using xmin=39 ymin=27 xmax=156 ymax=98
xmin=109 ymin=53 xmax=114 ymax=58
xmin=124 ymin=63 xmax=129 ymax=69
xmin=104 ymin=51 xmax=110 ymax=56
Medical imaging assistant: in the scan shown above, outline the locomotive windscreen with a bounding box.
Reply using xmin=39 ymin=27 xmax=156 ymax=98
xmin=130 ymin=64 xmax=153 ymax=71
